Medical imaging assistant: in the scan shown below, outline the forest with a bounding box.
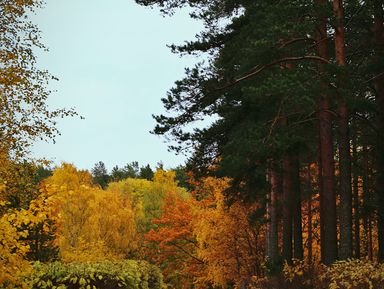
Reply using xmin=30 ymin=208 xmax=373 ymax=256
xmin=1 ymin=0 xmax=384 ymax=289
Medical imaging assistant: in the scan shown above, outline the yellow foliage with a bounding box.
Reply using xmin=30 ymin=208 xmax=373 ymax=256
xmin=59 ymin=238 xmax=117 ymax=263
xmin=87 ymin=190 xmax=138 ymax=257
xmin=0 ymin=212 xmax=32 ymax=289
xmin=153 ymin=169 xmax=179 ymax=192
xmin=322 ymin=259 xmax=384 ymax=289
xmin=192 ymin=177 xmax=264 ymax=288
xmin=281 ymin=259 xmax=384 ymax=289
xmin=283 ymin=259 xmax=308 ymax=283
xmin=0 ymin=154 xmax=41 ymax=210
xmin=107 ymin=170 xmax=188 ymax=236
xmin=0 ymin=174 xmax=55 ymax=288
xmin=45 ymin=163 xmax=93 ymax=191
xmin=43 ymin=163 xmax=138 ymax=262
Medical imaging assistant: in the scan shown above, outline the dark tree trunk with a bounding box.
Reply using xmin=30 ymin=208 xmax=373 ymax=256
xmin=317 ymin=139 xmax=325 ymax=262
xmin=282 ymin=155 xmax=294 ymax=263
xmin=307 ymin=164 xmax=313 ymax=265
xmin=368 ymin=217 xmax=374 ymax=260
xmin=352 ymin=126 xmax=360 ymax=258
xmin=338 ymin=104 xmax=353 ymax=259
xmin=316 ymin=0 xmax=338 ymax=264
xmin=373 ymin=0 xmax=384 ymax=263
xmin=293 ymin=154 xmax=303 ymax=260
xmin=362 ymin=145 xmax=370 ymax=259
xmin=333 ymin=0 xmax=353 ymax=260
xmin=267 ymin=165 xmax=280 ymax=266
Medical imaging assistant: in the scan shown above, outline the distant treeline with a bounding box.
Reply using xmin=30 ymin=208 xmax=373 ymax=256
xmin=36 ymin=161 xmax=190 ymax=190
xmin=90 ymin=161 xmax=190 ymax=190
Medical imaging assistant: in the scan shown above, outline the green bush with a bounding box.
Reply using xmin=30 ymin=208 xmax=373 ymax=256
xmin=29 ymin=260 xmax=164 ymax=289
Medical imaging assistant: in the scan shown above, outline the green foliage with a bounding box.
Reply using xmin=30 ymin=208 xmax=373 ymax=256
xmin=107 ymin=170 xmax=189 ymax=235
xmin=29 ymin=260 xmax=164 ymax=289
xmin=0 ymin=159 xmax=40 ymax=210
xmin=263 ymin=257 xmax=282 ymax=277
xmin=139 ymin=165 xmax=154 ymax=181
xmin=25 ymin=221 xmax=59 ymax=262
xmin=91 ymin=162 xmax=109 ymax=189
xmin=35 ymin=166 xmax=53 ymax=185
xmin=98 ymin=162 xmax=155 ymax=184
xmin=170 ymin=165 xmax=192 ymax=190
xmin=138 ymin=0 xmax=326 ymax=203
xmin=124 ymin=162 xmax=140 ymax=179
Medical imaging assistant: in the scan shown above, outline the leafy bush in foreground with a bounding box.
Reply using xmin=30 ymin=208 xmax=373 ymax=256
xmin=249 ymin=259 xmax=384 ymax=289
xmin=29 ymin=260 xmax=164 ymax=289
xmin=320 ymin=259 xmax=384 ymax=289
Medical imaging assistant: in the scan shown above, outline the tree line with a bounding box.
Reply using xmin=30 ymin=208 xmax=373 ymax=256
xmin=90 ymin=161 xmax=190 ymax=189
xmin=135 ymin=0 xmax=384 ymax=266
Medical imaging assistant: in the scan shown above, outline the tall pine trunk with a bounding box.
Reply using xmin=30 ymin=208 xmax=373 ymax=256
xmin=333 ymin=0 xmax=353 ymax=260
xmin=316 ymin=0 xmax=338 ymax=264
xmin=352 ymin=125 xmax=360 ymax=258
xmin=267 ymin=165 xmax=280 ymax=266
xmin=317 ymin=138 xmax=325 ymax=262
xmin=373 ymin=0 xmax=384 ymax=262
xmin=368 ymin=217 xmax=374 ymax=260
xmin=362 ymin=145 xmax=370 ymax=259
xmin=306 ymin=164 xmax=313 ymax=265
xmin=282 ymin=155 xmax=294 ymax=263
xmin=293 ymin=154 xmax=303 ymax=259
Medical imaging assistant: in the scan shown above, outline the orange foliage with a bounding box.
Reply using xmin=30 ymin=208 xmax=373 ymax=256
xmin=145 ymin=191 xmax=203 ymax=288
xmin=145 ymin=176 xmax=266 ymax=289
xmin=193 ymin=177 xmax=265 ymax=288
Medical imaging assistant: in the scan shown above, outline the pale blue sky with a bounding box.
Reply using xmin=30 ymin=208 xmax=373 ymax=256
xmin=30 ymin=0 xmax=204 ymax=171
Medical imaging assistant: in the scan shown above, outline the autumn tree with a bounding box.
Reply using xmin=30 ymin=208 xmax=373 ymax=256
xmin=0 ymin=167 xmax=58 ymax=288
xmin=0 ymin=193 xmax=32 ymax=289
xmin=42 ymin=163 xmax=138 ymax=262
xmin=193 ymin=177 xmax=265 ymax=288
xmin=145 ymin=191 xmax=200 ymax=289
xmin=145 ymin=175 xmax=268 ymax=288
xmin=0 ymin=0 xmax=76 ymax=157
xmin=0 ymin=0 xmax=76 ymax=275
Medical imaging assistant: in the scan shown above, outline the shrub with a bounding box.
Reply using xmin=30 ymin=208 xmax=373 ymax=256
xmin=319 ymin=259 xmax=384 ymax=289
xmin=29 ymin=260 xmax=164 ymax=289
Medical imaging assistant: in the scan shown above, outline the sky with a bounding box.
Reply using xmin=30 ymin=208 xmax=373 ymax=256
xmin=30 ymin=0 xmax=204 ymax=171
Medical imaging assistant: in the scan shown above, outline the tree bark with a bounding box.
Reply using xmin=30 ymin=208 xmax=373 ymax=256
xmin=292 ymin=154 xmax=303 ymax=259
xmin=333 ymin=0 xmax=353 ymax=260
xmin=307 ymin=164 xmax=313 ymax=265
xmin=282 ymin=155 xmax=294 ymax=263
xmin=362 ymin=145 xmax=370 ymax=259
xmin=373 ymin=0 xmax=384 ymax=263
xmin=352 ymin=126 xmax=360 ymax=258
xmin=268 ymin=165 xmax=280 ymax=266
xmin=316 ymin=0 xmax=338 ymax=264
xmin=317 ymin=138 xmax=325 ymax=262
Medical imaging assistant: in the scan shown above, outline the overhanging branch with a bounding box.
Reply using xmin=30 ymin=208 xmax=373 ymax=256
xmin=216 ymin=55 xmax=330 ymax=92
